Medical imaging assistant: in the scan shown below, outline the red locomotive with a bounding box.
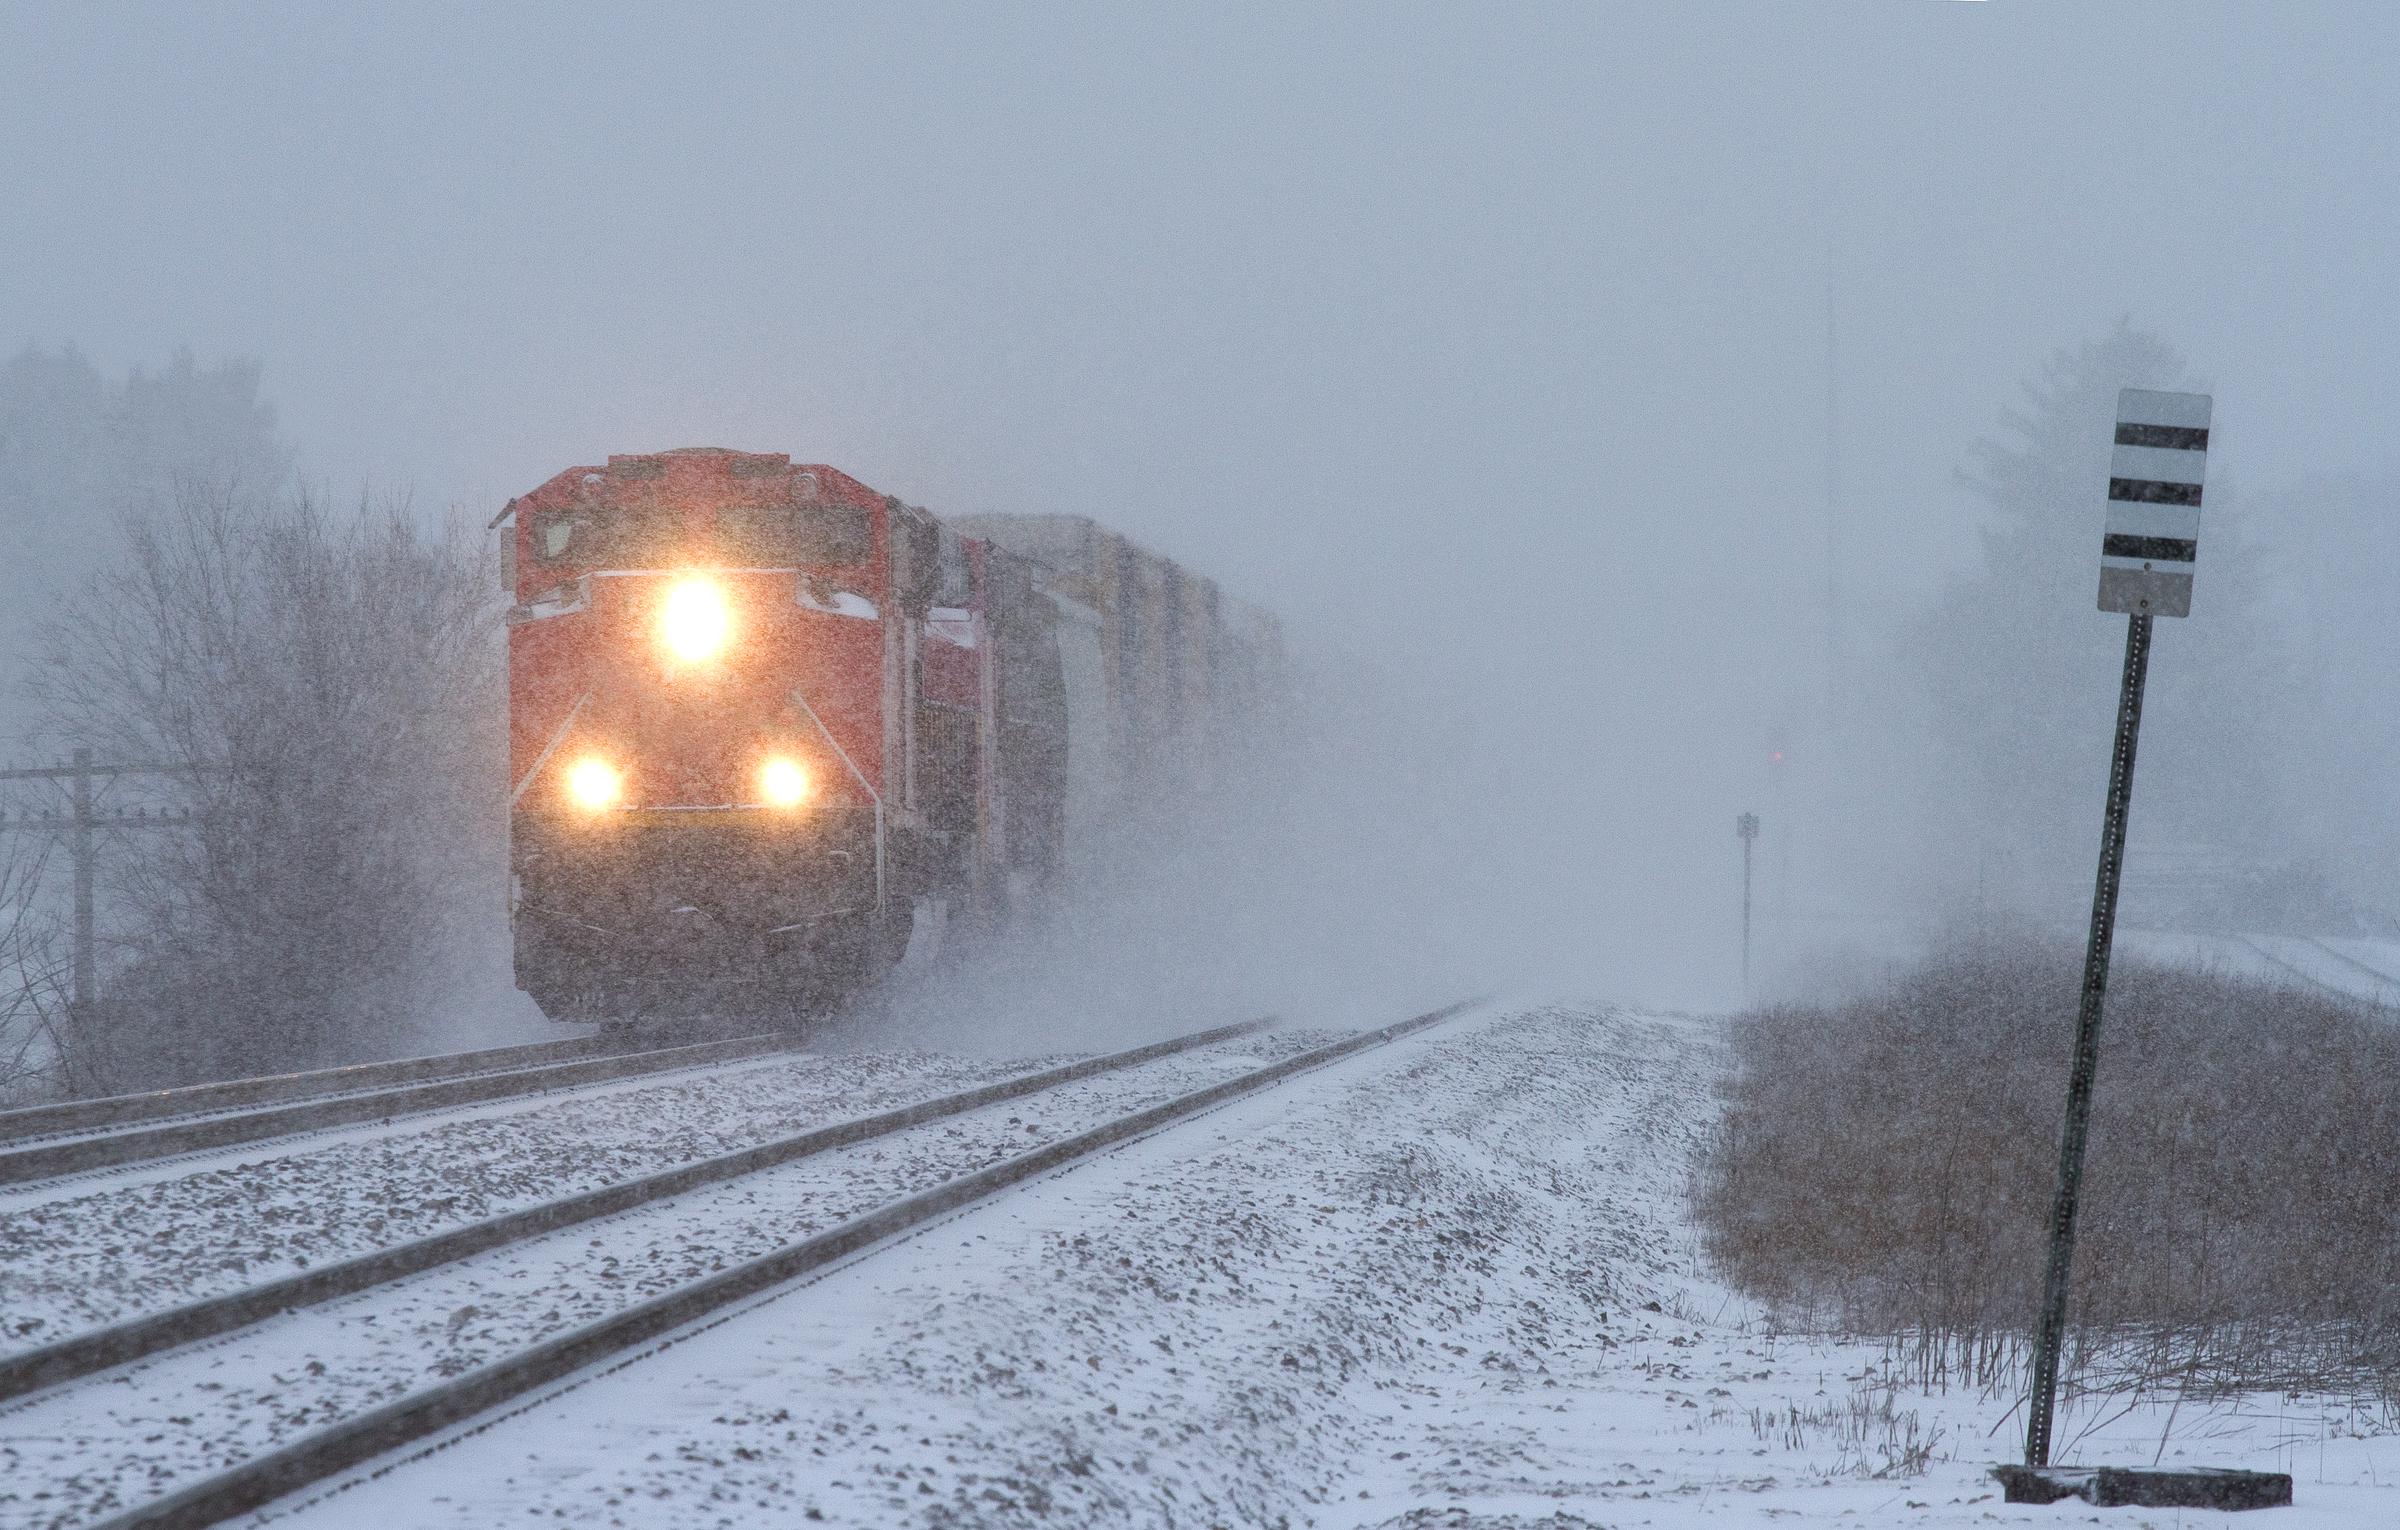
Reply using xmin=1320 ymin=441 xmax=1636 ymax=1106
xmin=498 ymin=448 xmax=1278 ymax=1020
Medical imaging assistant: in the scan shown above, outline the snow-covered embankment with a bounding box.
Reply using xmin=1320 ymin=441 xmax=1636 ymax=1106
xmin=249 ymin=1000 xmax=2397 ymax=1527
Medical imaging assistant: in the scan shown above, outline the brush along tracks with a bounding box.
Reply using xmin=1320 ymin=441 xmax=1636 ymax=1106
xmin=0 ymin=1029 xmax=800 ymax=1187
xmin=47 ymin=1001 xmax=1475 ymax=1530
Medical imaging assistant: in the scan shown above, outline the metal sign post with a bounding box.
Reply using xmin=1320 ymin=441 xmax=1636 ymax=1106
xmin=2021 ymin=389 xmax=2210 ymax=1470
xmin=1736 ymin=812 xmax=1760 ymax=992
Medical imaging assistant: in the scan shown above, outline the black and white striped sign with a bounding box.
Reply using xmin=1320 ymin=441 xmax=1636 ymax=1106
xmin=2098 ymin=388 xmax=2211 ymax=618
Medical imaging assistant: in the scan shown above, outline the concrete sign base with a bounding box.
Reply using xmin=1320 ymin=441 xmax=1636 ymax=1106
xmin=1991 ymin=1463 xmax=2293 ymax=1510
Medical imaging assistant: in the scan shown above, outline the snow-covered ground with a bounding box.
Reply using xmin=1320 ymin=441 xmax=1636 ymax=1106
xmin=2114 ymin=927 xmax=2290 ymax=985
xmin=2242 ymin=935 xmax=2400 ymax=1009
xmin=8 ymin=1000 xmax=2393 ymax=1528
xmin=2313 ymin=937 xmax=2400 ymax=982
xmin=0 ymin=1045 xmax=860 ymax=1214
xmin=0 ymin=1029 xmax=1341 ymax=1528
xmin=0 ymin=1048 xmax=1034 ymax=1348
xmin=1774 ymin=920 xmax=2400 ymax=1018
xmin=2111 ymin=928 xmax=2400 ymax=1014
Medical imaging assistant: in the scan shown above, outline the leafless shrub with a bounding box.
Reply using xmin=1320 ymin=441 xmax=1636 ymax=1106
xmin=27 ymin=477 xmax=502 ymax=1088
xmin=1696 ymin=936 xmax=2400 ymax=1401
xmin=1747 ymin=1381 xmax=1942 ymax=1478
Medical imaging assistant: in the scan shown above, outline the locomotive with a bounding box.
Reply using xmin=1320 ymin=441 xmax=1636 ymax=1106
xmin=498 ymin=448 xmax=1279 ymax=1020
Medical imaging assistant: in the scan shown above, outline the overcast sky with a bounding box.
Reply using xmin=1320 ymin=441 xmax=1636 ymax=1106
xmin=13 ymin=6 xmax=2395 ymax=592
xmin=8 ymin=2 xmax=2394 ymax=1006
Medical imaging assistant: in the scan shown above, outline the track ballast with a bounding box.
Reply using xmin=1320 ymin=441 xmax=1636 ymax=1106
xmin=51 ymin=1002 xmax=1475 ymax=1530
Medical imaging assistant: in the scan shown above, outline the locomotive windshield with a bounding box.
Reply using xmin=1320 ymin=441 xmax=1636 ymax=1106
xmin=530 ymin=499 xmax=873 ymax=570
xmin=529 ymin=502 xmax=682 ymax=568
xmin=715 ymin=500 xmax=873 ymax=567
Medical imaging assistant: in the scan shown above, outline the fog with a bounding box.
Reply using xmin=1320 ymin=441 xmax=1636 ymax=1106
xmin=7 ymin=4 xmax=2400 ymax=1041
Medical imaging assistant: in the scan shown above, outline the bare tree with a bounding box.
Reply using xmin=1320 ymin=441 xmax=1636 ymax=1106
xmin=0 ymin=833 xmax=75 ymax=1103
xmin=0 ymin=344 xmax=290 ymax=754
xmin=1901 ymin=323 xmax=2296 ymax=919
xmin=28 ymin=478 xmax=502 ymax=1087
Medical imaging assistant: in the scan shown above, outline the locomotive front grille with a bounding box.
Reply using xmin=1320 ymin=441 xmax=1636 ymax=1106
xmin=509 ymin=806 xmax=880 ymax=1015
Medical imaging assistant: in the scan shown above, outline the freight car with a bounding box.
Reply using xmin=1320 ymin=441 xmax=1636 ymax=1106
xmin=496 ymin=448 xmax=1279 ymax=1020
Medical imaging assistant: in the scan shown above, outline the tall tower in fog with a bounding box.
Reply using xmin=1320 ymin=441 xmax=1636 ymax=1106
xmin=1823 ymin=269 xmax=1842 ymax=720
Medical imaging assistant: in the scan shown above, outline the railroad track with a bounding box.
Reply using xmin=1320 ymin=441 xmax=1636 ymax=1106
xmin=2299 ymin=935 xmax=2400 ymax=997
xmin=2232 ymin=935 xmax=2398 ymax=1011
xmin=49 ymin=999 xmax=1475 ymax=1530
xmin=0 ymin=1028 xmax=800 ymax=1187
xmin=0 ymin=1014 xmax=1274 ymax=1402
xmin=0 ymin=1032 xmax=625 ymax=1144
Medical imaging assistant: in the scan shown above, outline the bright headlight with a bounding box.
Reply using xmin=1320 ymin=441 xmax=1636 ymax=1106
xmin=660 ymin=577 xmax=732 ymax=664
xmin=566 ymin=756 xmax=622 ymax=810
xmin=760 ymin=756 xmax=810 ymax=809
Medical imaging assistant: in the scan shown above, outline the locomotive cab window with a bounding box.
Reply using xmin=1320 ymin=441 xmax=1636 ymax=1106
xmin=529 ymin=502 xmax=685 ymax=569
xmin=715 ymin=500 xmax=872 ymax=568
xmin=529 ymin=509 xmax=582 ymax=564
xmin=934 ymin=524 xmax=973 ymax=606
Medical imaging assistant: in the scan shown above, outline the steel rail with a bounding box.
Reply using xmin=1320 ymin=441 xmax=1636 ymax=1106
xmin=2300 ymin=935 xmax=2400 ymax=997
xmin=2232 ymin=935 xmax=2393 ymax=1011
xmin=0 ymin=1015 xmax=1276 ymax=1403
xmin=87 ymin=999 xmax=1478 ymax=1530
xmin=0 ymin=1034 xmax=628 ymax=1145
xmin=0 ymin=1032 xmax=799 ymax=1186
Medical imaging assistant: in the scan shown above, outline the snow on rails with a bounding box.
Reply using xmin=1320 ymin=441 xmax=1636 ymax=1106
xmin=0 ymin=1030 xmax=803 ymax=1188
xmin=0 ymin=1018 xmax=1276 ymax=1402
xmin=1 ymin=1002 xmax=1482 ymax=1530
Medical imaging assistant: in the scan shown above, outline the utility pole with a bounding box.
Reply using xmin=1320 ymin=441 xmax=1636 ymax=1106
xmin=70 ymin=748 xmax=95 ymax=1012
xmin=1736 ymin=812 xmax=1760 ymax=993
xmin=1823 ymin=270 xmax=1843 ymax=718
xmin=0 ymin=752 xmax=202 ymax=1019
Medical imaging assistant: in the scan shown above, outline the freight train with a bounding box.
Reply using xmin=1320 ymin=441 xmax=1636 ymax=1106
xmin=497 ymin=448 xmax=1280 ymax=1020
